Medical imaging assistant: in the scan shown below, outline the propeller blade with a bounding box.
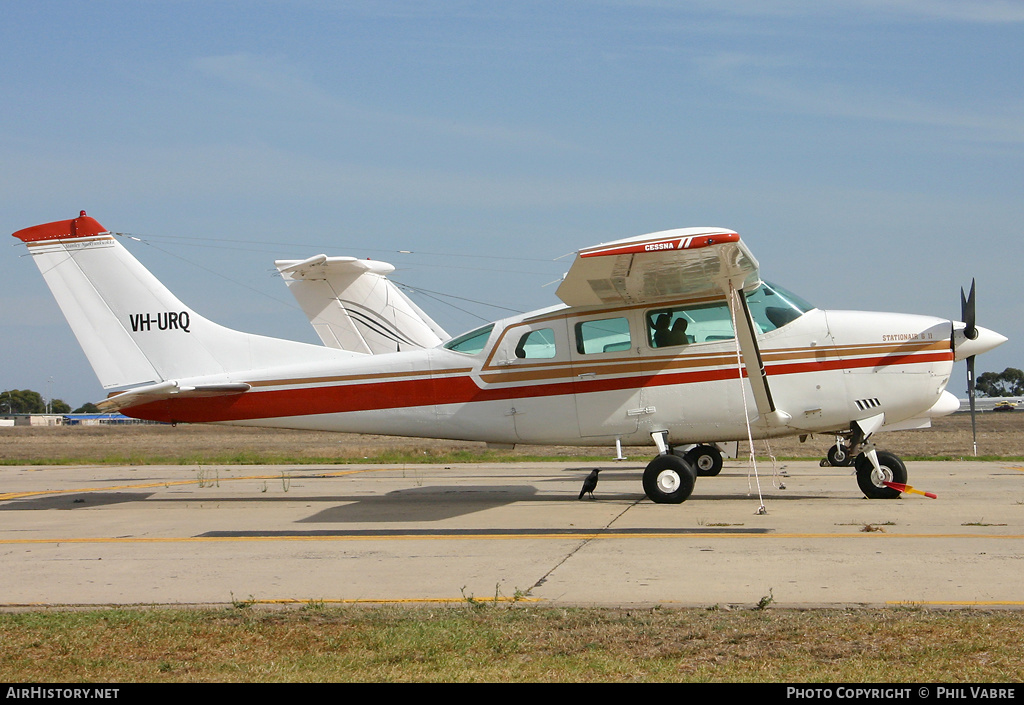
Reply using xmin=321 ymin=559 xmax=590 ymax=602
xmin=960 ymin=279 xmax=977 ymax=340
xmin=967 ymin=354 xmax=977 ymax=456
xmin=959 ymin=278 xmax=979 ymax=456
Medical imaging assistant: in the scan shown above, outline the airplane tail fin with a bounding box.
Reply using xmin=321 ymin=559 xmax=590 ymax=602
xmin=275 ymin=255 xmax=448 ymax=354
xmin=13 ymin=212 xmax=353 ymax=391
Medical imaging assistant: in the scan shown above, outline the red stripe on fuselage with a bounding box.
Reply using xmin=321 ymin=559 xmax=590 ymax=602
xmin=121 ymin=349 xmax=953 ymax=424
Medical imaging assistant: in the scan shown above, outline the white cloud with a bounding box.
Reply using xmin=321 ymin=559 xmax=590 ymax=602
xmin=643 ymin=0 xmax=1024 ymax=23
xmin=190 ymin=52 xmax=578 ymax=153
xmin=691 ymin=50 xmax=1024 ymax=144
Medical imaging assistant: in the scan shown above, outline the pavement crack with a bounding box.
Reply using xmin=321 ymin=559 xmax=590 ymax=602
xmin=528 ymin=498 xmax=642 ymax=593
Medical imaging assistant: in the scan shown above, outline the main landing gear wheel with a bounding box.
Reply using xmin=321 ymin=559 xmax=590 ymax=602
xmin=855 ymin=450 xmax=907 ymax=500
xmin=827 ymin=443 xmax=856 ymax=467
xmin=684 ymin=444 xmax=724 ymax=477
xmin=643 ymin=454 xmax=697 ymax=504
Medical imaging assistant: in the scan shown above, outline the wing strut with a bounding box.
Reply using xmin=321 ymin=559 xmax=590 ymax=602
xmin=726 ymin=279 xmax=767 ymax=515
xmin=725 ymin=281 xmax=791 ymax=428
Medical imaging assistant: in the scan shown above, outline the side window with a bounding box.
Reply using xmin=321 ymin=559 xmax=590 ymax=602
xmin=515 ymin=328 xmax=557 ymax=359
xmin=575 ymin=317 xmax=631 ymax=354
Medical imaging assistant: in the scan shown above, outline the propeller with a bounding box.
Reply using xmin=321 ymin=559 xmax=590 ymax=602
xmin=960 ymin=279 xmax=978 ymax=456
xmin=961 ymin=279 xmax=977 ymax=341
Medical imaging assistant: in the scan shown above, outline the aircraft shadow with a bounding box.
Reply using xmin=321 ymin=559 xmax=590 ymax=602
xmin=300 ymin=485 xmax=546 ymax=523
xmin=0 ymin=492 xmax=155 ymax=510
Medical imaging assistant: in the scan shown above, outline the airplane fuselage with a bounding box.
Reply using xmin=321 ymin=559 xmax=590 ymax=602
xmin=119 ymin=297 xmax=957 ymax=449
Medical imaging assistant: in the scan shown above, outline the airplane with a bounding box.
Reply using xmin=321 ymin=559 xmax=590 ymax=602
xmin=13 ymin=212 xmax=1006 ymax=503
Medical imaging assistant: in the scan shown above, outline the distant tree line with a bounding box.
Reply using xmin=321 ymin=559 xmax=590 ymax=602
xmin=0 ymin=389 xmax=98 ymax=415
xmin=976 ymin=368 xmax=1024 ymax=398
xmin=5 ymin=369 xmax=1022 ymax=415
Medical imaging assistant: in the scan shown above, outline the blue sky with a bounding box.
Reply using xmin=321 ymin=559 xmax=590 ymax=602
xmin=3 ymin=1 xmax=1023 ymax=408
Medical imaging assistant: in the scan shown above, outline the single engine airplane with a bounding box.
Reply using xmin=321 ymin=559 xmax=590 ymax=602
xmin=13 ymin=212 xmax=1006 ymax=503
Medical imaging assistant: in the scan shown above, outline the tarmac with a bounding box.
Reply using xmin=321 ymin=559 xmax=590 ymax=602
xmin=1 ymin=457 xmax=1023 ymax=609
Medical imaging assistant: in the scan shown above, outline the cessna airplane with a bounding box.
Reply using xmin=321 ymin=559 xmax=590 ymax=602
xmin=13 ymin=212 xmax=1006 ymax=503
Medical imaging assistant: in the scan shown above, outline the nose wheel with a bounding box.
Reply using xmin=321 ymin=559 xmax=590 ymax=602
xmin=855 ymin=450 xmax=907 ymax=499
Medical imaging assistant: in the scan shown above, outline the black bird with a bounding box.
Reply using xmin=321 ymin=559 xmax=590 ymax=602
xmin=578 ymin=468 xmax=601 ymax=500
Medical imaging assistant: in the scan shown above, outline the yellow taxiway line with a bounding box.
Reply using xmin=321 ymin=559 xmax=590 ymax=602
xmin=3 ymin=532 xmax=1024 ymax=545
xmin=0 ymin=468 xmax=384 ymax=502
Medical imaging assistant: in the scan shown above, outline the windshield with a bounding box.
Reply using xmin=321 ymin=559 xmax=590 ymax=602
xmin=746 ymin=281 xmax=815 ymax=331
xmin=442 ymin=324 xmax=494 ymax=355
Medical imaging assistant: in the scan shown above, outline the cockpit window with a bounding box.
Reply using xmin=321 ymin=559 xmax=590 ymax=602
xmin=646 ymin=282 xmax=813 ymax=347
xmin=443 ymin=324 xmax=494 ymax=355
xmin=648 ymin=311 xmax=695 ymax=347
xmin=647 ymin=304 xmax=733 ymax=347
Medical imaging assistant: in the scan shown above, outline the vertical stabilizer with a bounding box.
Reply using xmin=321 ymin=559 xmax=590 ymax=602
xmin=14 ymin=213 xmax=353 ymax=390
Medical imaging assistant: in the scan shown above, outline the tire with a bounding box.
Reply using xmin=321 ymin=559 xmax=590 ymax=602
xmin=855 ymin=450 xmax=907 ymax=499
xmin=827 ymin=443 xmax=855 ymax=467
xmin=685 ymin=444 xmax=724 ymax=477
xmin=643 ymin=454 xmax=697 ymax=504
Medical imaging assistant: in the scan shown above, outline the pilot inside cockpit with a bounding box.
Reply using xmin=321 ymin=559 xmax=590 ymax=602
xmin=668 ymin=318 xmax=693 ymax=345
xmin=652 ymin=314 xmax=672 ymax=347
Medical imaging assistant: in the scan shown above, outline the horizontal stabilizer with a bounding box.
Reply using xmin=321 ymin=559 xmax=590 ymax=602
xmin=99 ymin=381 xmax=252 ymax=412
xmin=275 ymin=255 xmax=448 ymax=354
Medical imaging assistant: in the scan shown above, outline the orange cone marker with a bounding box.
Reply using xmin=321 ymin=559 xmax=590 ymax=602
xmin=883 ymin=481 xmax=937 ymax=499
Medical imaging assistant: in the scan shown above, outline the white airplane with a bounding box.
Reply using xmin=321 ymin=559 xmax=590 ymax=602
xmin=13 ymin=212 xmax=1006 ymax=503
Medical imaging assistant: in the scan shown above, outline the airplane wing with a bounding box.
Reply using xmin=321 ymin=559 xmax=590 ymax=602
xmin=275 ymin=255 xmax=449 ymax=355
xmin=557 ymin=228 xmax=790 ymax=428
xmin=555 ymin=228 xmax=760 ymax=307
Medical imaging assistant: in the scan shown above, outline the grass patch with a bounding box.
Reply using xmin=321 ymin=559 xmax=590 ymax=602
xmin=4 ymin=413 xmax=1024 ymax=467
xmin=5 ymin=449 xmax=1022 ymax=467
xmin=2 ymin=606 xmax=1023 ymax=682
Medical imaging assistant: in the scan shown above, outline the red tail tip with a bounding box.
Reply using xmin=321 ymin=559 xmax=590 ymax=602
xmin=12 ymin=213 xmax=108 ymax=243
